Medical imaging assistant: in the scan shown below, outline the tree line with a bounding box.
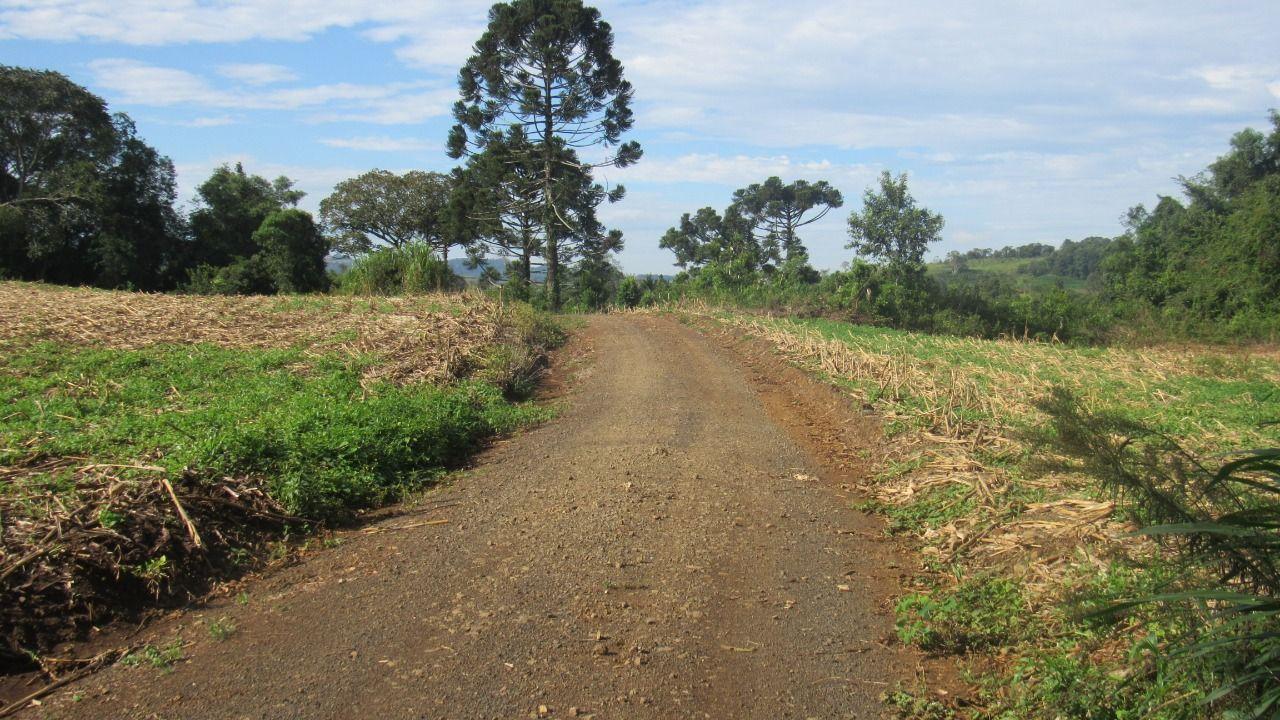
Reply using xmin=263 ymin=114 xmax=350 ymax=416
xmin=1 ymin=0 xmax=640 ymax=310
xmin=657 ymin=111 xmax=1280 ymax=343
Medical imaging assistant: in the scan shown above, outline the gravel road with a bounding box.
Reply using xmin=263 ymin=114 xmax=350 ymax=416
xmin=21 ymin=314 xmax=913 ymax=719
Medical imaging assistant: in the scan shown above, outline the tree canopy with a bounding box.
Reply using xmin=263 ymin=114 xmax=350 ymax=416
xmin=319 ymin=170 xmax=455 ymax=258
xmin=0 ymin=66 xmax=185 ymax=289
xmin=448 ymin=0 xmax=640 ymax=310
xmin=730 ymin=177 xmax=843 ymax=264
xmin=846 ymin=171 xmax=944 ymax=269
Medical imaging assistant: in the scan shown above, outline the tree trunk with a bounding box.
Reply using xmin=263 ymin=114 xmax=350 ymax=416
xmin=542 ymin=75 xmax=561 ymax=311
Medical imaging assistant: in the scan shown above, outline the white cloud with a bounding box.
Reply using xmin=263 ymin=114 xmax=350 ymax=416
xmin=216 ymin=63 xmax=298 ymax=85
xmin=183 ymin=116 xmax=236 ymax=128
xmin=320 ymin=136 xmax=435 ymax=152
xmin=86 ymin=59 xmax=447 ymax=123
xmin=612 ymin=153 xmax=878 ymax=188
xmin=0 ymin=1 xmax=490 ymax=67
xmin=306 ymin=89 xmax=457 ymax=124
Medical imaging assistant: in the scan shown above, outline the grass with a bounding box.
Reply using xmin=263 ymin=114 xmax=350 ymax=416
xmin=1 ymin=281 xmax=561 ymax=668
xmin=120 ymin=640 xmax=185 ymax=673
xmin=684 ymin=306 xmax=1280 ymax=719
xmin=766 ymin=315 xmax=1280 ymax=455
xmin=207 ymin=617 xmax=236 ymax=641
xmin=0 ymin=341 xmax=548 ymax=520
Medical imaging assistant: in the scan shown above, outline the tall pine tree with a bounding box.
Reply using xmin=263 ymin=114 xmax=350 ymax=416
xmin=448 ymin=0 xmax=640 ymax=310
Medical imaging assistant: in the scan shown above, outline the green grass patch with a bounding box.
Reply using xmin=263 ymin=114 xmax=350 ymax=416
xmin=896 ymin=576 xmax=1031 ymax=654
xmin=0 ymin=340 xmax=550 ymax=521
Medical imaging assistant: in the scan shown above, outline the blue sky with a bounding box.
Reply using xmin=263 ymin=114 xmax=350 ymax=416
xmin=2 ymin=0 xmax=1277 ymax=274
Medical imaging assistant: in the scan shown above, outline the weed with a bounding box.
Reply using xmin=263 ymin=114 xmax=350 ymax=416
xmin=121 ymin=640 xmax=184 ymax=672
xmin=884 ymin=688 xmax=954 ymax=720
xmin=896 ymin=576 xmax=1029 ymax=654
xmin=207 ymin=617 xmax=236 ymax=641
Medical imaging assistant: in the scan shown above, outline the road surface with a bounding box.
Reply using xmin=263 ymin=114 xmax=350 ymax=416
xmin=22 ymin=314 xmax=913 ymax=719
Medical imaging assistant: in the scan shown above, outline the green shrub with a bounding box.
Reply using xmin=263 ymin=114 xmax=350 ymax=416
xmin=337 ymin=244 xmax=462 ymax=295
xmin=0 ymin=342 xmax=548 ymax=521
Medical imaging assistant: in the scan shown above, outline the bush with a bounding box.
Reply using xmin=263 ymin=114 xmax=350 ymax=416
xmin=1038 ymin=387 xmax=1280 ymax=717
xmin=336 ymin=244 xmax=462 ymax=295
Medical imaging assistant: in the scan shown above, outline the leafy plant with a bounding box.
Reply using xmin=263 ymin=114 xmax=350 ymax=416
xmin=207 ymin=617 xmax=236 ymax=641
xmin=1039 ymin=387 xmax=1280 ymax=717
xmin=121 ymin=640 xmax=184 ymax=672
xmin=896 ymin=575 xmax=1028 ymax=653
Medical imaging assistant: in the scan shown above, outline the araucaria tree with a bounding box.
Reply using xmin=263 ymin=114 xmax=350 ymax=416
xmin=730 ymin=176 xmax=843 ymax=266
xmin=448 ymin=0 xmax=641 ymax=310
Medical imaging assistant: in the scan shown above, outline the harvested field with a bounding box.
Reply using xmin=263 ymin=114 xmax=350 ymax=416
xmin=0 ymin=282 xmax=522 ymax=386
xmin=0 ymin=282 xmax=557 ymax=677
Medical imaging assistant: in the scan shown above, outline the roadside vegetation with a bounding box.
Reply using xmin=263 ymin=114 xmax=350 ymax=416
xmin=640 ymin=111 xmax=1280 ymax=346
xmin=673 ymin=307 xmax=1279 ymax=717
xmin=0 ymin=282 xmax=560 ymax=673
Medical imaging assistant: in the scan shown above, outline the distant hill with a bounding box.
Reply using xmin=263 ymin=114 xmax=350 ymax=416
xmin=926 ymin=256 xmax=1091 ymax=293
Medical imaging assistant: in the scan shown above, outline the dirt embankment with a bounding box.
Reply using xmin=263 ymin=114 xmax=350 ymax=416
xmin=14 ymin=314 xmax=927 ymax=719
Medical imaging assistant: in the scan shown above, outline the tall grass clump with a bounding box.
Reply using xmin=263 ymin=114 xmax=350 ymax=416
xmin=336 ymin=244 xmax=462 ymax=294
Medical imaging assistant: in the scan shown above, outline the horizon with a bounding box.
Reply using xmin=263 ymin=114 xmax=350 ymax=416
xmin=3 ymin=0 xmax=1277 ymax=274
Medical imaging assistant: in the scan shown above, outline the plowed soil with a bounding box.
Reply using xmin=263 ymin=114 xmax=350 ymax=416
xmin=16 ymin=314 xmax=920 ymax=720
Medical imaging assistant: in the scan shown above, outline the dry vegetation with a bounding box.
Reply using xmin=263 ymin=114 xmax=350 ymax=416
xmin=0 ymin=281 xmax=521 ymax=386
xmin=673 ymin=302 xmax=1280 ymax=715
xmin=1 ymin=281 xmax=556 ymax=676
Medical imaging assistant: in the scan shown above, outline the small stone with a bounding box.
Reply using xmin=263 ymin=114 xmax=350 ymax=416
xmin=593 ymin=643 xmax=610 ymax=656
xmin=538 ymin=705 xmax=550 ymax=717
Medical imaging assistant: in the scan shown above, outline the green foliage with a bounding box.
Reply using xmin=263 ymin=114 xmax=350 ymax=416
xmin=729 ymin=176 xmax=843 ymax=265
xmin=896 ymin=576 xmax=1029 ymax=653
xmin=0 ymin=66 xmax=186 ymax=290
xmin=614 ymin=275 xmax=643 ymax=308
xmin=335 ymin=244 xmax=462 ymax=295
xmin=847 ymin=170 xmax=944 ymax=270
xmin=448 ymin=0 xmax=640 ymax=310
xmin=660 ymin=206 xmax=767 ymax=277
xmin=1099 ymin=112 xmax=1280 ymax=340
xmin=1037 ymin=388 xmax=1280 ymax=718
xmin=207 ymin=617 xmax=236 ymax=641
xmin=0 ymin=341 xmax=549 ymax=521
xmin=319 ymin=169 xmax=456 ymax=257
xmin=121 ymin=640 xmax=185 ymax=672
xmin=181 ymin=165 xmax=327 ymax=296
xmin=253 ymin=209 xmax=329 ymax=293
xmin=189 ymin=163 xmax=303 ymax=269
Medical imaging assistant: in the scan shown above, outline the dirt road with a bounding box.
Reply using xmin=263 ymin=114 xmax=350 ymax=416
xmin=21 ymin=315 xmax=913 ymax=719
